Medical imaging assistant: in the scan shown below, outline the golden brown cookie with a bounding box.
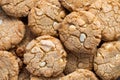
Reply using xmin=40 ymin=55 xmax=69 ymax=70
xmin=30 ymin=73 xmax=64 ymax=80
xmin=0 ymin=0 xmax=37 ymax=17
xmin=28 ymin=0 xmax=66 ymax=36
xmin=0 ymin=51 xmax=19 ymax=80
xmin=60 ymin=69 xmax=98 ymax=80
xmin=0 ymin=8 xmax=25 ymax=50
xmin=64 ymin=52 xmax=93 ymax=74
xmin=59 ymin=0 xmax=95 ymax=11
xmin=89 ymin=0 xmax=120 ymax=41
xmin=24 ymin=35 xmax=67 ymax=77
xmin=58 ymin=11 xmax=101 ymax=54
xmin=94 ymin=41 xmax=120 ymax=80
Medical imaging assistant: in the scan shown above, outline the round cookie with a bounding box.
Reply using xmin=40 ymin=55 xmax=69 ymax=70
xmin=59 ymin=0 xmax=95 ymax=11
xmin=24 ymin=35 xmax=67 ymax=77
xmin=28 ymin=0 xmax=66 ymax=36
xmin=64 ymin=52 xmax=93 ymax=74
xmin=58 ymin=11 xmax=102 ymax=54
xmin=30 ymin=73 xmax=64 ymax=80
xmin=0 ymin=8 xmax=25 ymax=50
xmin=0 ymin=51 xmax=19 ymax=80
xmin=94 ymin=41 xmax=120 ymax=80
xmin=0 ymin=0 xmax=37 ymax=17
xmin=16 ymin=26 xmax=35 ymax=57
xmin=18 ymin=68 xmax=30 ymax=80
xmin=60 ymin=69 xmax=98 ymax=80
xmin=89 ymin=0 xmax=120 ymax=41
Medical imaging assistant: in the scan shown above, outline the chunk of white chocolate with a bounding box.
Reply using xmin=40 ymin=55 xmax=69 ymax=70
xmin=0 ymin=20 xmax=2 ymax=25
xmin=80 ymin=33 xmax=86 ymax=42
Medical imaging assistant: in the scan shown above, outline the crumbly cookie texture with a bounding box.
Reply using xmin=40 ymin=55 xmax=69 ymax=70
xmin=89 ymin=0 xmax=120 ymax=41
xmin=94 ymin=41 xmax=120 ymax=80
xmin=58 ymin=11 xmax=101 ymax=54
xmin=64 ymin=51 xmax=93 ymax=74
xmin=18 ymin=68 xmax=30 ymax=80
xmin=28 ymin=0 xmax=66 ymax=36
xmin=30 ymin=73 xmax=64 ymax=80
xmin=24 ymin=35 xmax=67 ymax=77
xmin=60 ymin=69 xmax=98 ymax=80
xmin=0 ymin=0 xmax=37 ymax=17
xmin=59 ymin=0 xmax=95 ymax=11
xmin=16 ymin=26 xmax=35 ymax=57
xmin=0 ymin=51 xmax=19 ymax=80
xmin=0 ymin=8 xmax=25 ymax=50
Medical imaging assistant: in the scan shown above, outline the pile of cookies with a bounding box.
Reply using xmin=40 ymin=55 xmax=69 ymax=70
xmin=0 ymin=0 xmax=120 ymax=80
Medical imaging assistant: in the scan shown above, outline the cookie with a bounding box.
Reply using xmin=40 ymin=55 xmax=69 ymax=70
xmin=60 ymin=69 xmax=98 ymax=80
xmin=0 ymin=0 xmax=37 ymax=17
xmin=59 ymin=0 xmax=95 ymax=11
xmin=30 ymin=73 xmax=64 ymax=80
xmin=64 ymin=52 xmax=93 ymax=74
xmin=16 ymin=26 xmax=35 ymax=57
xmin=58 ymin=11 xmax=101 ymax=54
xmin=89 ymin=0 xmax=120 ymax=41
xmin=0 ymin=51 xmax=19 ymax=80
xmin=0 ymin=8 xmax=25 ymax=50
xmin=94 ymin=41 xmax=120 ymax=80
xmin=24 ymin=35 xmax=67 ymax=77
xmin=28 ymin=0 xmax=66 ymax=36
xmin=18 ymin=68 xmax=30 ymax=80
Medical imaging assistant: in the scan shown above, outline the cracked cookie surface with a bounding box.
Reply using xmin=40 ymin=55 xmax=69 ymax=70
xmin=0 ymin=51 xmax=19 ymax=80
xmin=59 ymin=0 xmax=95 ymax=11
xmin=24 ymin=35 xmax=67 ymax=77
xmin=28 ymin=0 xmax=66 ymax=36
xmin=58 ymin=11 xmax=102 ymax=54
xmin=60 ymin=69 xmax=98 ymax=80
xmin=94 ymin=41 xmax=120 ymax=80
xmin=0 ymin=0 xmax=36 ymax=17
xmin=89 ymin=0 xmax=120 ymax=41
xmin=0 ymin=8 xmax=25 ymax=50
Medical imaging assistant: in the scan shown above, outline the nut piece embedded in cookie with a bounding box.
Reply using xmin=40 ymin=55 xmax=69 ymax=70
xmin=0 ymin=51 xmax=19 ymax=80
xmin=64 ymin=51 xmax=93 ymax=74
xmin=58 ymin=11 xmax=102 ymax=54
xmin=59 ymin=69 xmax=98 ymax=80
xmin=94 ymin=41 xmax=120 ymax=80
xmin=0 ymin=0 xmax=37 ymax=17
xmin=28 ymin=0 xmax=66 ymax=36
xmin=89 ymin=0 xmax=120 ymax=41
xmin=24 ymin=35 xmax=67 ymax=77
xmin=0 ymin=9 xmax=25 ymax=50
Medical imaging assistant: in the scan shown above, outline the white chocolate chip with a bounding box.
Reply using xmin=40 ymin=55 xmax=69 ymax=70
xmin=39 ymin=62 xmax=46 ymax=67
xmin=53 ymin=22 xmax=58 ymax=26
xmin=0 ymin=20 xmax=3 ymax=25
xmin=105 ymin=43 xmax=112 ymax=49
xmin=80 ymin=33 xmax=86 ymax=42
xmin=116 ymin=54 xmax=120 ymax=59
xmin=40 ymin=40 xmax=55 ymax=52
xmin=59 ymin=59 xmax=64 ymax=63
xmin=36 ymin=8 xmax=43 ymax=16
xmin=69 ymin=25 xmax=76 ymax=31
xmin=40 ymin=40 xmax=55 ymax=48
